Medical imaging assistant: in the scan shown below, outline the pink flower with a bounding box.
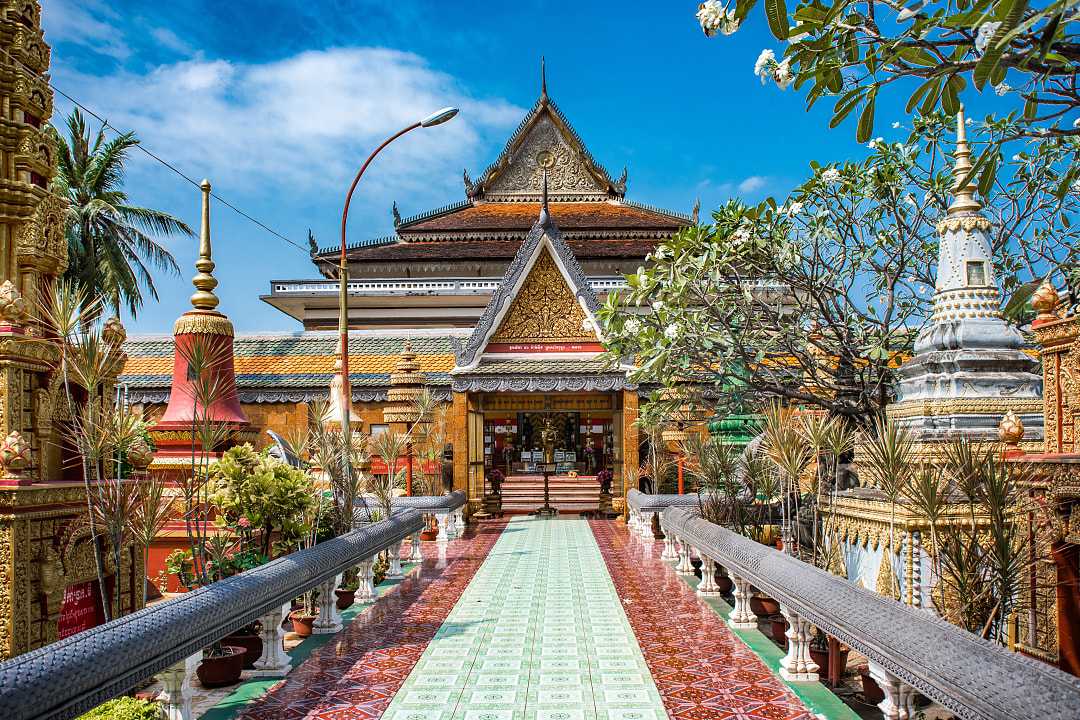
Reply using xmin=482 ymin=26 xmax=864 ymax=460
xmin=238 ymin=517 xmax=252 ymax=528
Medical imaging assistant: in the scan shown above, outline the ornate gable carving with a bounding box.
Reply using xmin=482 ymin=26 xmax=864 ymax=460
xmin=488 ymin=246 xmax=596 ymax=346
xmin=484 ymin=112 xmax=609 ymax=200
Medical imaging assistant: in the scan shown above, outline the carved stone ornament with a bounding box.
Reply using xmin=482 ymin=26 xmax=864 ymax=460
xmin=485 ymin=113 xmax=608 ymax=199
xmin=102 ymin=316 xmax=126 ymax=348
xmin=489 ymin=247 xmax=595 ymax=345
xmin=0 ymin=280 xmax=29 ymax=326
xmin=0 ymin=430 xmax=31 ymax=473
xmin=126 ymin=437 xmax=154 ymax=471
xmin=1031 ymin=279 xmax=1060 ymax=322
xmin=935 ymin=215 xmax=992 ymax=235
xmin=998 ymin=410 xmax=1025 ymax=445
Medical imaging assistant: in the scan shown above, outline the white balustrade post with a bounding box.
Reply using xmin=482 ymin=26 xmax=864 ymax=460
xmin=729 ymin=575 xmax=758 ymax=629
xmin=660 ymin=530 xmax=678 ymax=560
xmin=639 ymin=511 xmax=655 ymax=540
xmin=451 ymin=509 xmax=465 ymax=538
xmin=356 ymin=559 xmax=376 ymax=602
xmin=251 ymin=602 xmax=293 ymax=676
xmin=629 ymin=508 xmax=641 ymax=534
xmin=313 ymin=573 xmax=343 ymax=634
xmin=675 ymin=540 xmax=694 ymax=575
xmin=436 ymin=512 xmax=449 ymax=543
xmin=157 ymin=653 xmax=199 ymax=720
xmin=868 ymin=661 xmax=918 ymax=720
xmin=697 ymin=557 xmax=720 ymax=596
xmin=436 ymin=541 xmax=447 ymax=569
xmin=387 ymin=540 xmax=404 ymax=579
xmin=778 ymin=604 xmax=818 ymax=681
xmin=409 ymin=532 xmax=424 ymax=562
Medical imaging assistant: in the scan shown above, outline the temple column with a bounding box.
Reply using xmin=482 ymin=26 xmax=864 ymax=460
xmin=157 ymin=653 xmax=200 ymax=720
xmin=778 ymin=604 xmax=818 ymax=681
xmin=868 ymin=661 xmax=917 ymax=720
xmin=387 ymin=541 xmax=404 ymax=580
xmin=697 ymin=557 xmax=720 ymax=596
xmin=621 ymin=390 xmax=639 ymax=521
xmin=451 ymin=391 xmax=468 ymax=496
xmin=251 ymin=603 xmax=292 ymax=676
xmin=313 ymin=573 xmax=343 ymax=634
xmin=729 ymin=575 xmax=758 ymax=629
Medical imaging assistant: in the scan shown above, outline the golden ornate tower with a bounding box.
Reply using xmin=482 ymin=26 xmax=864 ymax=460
xmin=0 ymin=1 xmax=140 ymax=660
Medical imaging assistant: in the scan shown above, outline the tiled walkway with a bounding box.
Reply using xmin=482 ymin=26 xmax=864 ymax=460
xmin=381 ymin=516 xmax=667 ymax=719
xmin=232 ymin=517 xmax=818 ymax=720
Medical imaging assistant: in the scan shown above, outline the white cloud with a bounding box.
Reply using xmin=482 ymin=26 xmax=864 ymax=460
xmin=53 ymin=47 xmax=523 ymax=203
xmin=43 ymin=0 xmax=130 ymax=59
xmin=737 ymin=175 xmax=769 ymax=194
xmin=149 ymin=27 xmax=193 ymax=56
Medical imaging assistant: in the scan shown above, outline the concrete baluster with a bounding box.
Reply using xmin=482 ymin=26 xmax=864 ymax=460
xmin=451 ymin=509 xmax=465 ymax=538
xmin=697 ymin=557 xmax=720 ymax=596
xmin=436 ymin=541 xmax=448 ymax=569
xmin=251 ymin=602 xmax=293 ymax=676
xmin=356 ymin=559 xmax=376 ymax=602
xmin=639 ymin=511 xmax=655 ymax=540
xmin=157 ymin=653 xmax=200 ymax=720
xmin=729 ymin=575 xmax=758 ymax=629
xmin=868 ymin=661 xmax=918 ymax=720
xmin=436 ymin=512 xmax=449 ymax=543
xmin=660 ymin=530 xmax=678 ymax=560
xmin=675 ymin=540 xmax=694 ymax=575
xmin=629 ymin=509 xmax=641 ymax=535
xmin=387 ymin=540 xmax=404 ymax=579
xmin=778 ymin=604 xmax=818 ymax=681
xmin=409 ymin=531 xmax=424 ymax=562
xmin=313 ymin=573 xmax=343 ymax=634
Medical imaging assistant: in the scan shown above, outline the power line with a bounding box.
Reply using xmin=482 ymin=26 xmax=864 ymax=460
xmin=0 ymin=44 xmax=313 ymax=257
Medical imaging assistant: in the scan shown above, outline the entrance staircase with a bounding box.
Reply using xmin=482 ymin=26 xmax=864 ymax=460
xmin=500 ymin=474 xmax=601 ymax=514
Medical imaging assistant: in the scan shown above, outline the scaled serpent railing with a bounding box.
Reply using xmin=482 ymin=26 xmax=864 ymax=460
xmin=626 ymin=488 xmax=699 ymax=539
xmin=0 ymin=508 xmax=425 ymax=720
xmin=660 ymin=507 xmax=1080 ymax=720
xmin=355 ymin=491 xmax=467 ymax=549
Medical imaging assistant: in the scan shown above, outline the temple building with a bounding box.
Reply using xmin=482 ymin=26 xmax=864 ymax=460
xmin=122 ymin=72 xmax=693 ymax=515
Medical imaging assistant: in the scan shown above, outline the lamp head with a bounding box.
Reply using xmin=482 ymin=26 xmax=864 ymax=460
xmin=420 ymin=107 xmax=459 ymax=127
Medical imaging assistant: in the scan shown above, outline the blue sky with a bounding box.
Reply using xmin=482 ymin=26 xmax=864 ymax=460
xmin=44 ymin=0 xmax=917 ymax=333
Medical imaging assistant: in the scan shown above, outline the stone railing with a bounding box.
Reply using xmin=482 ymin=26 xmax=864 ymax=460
xmin=659 ymin=507 xmax=1080 ymax=720
xmin=355 ymin=491 xmax=468 ymax=560
xmin=0 ymin=509 xmax=425 ymax=720
xmin=626 ymin=488 xmax=699 ymax=539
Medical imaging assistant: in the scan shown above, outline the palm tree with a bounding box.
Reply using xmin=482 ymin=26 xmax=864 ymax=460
xmin=49 ymin=109 xmax=190 ymax=319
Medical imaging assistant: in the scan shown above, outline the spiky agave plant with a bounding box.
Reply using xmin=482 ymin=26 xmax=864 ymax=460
xmin=761 ymin=401 xmax=811 ymax=554
xmin=369 ymin=430 xmax=408 ymax=517
xmin=860 ymin=417 xmax=915 ymax=600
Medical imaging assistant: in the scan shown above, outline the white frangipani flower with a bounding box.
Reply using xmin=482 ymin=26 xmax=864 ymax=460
xmin=664 ymin=324 xmax=680 ymax=340
xmin=994 ymin=83 xmax=1011 ymax=96
xmin=975 ymin=22 xmax=1001 ymax=54
xmin=786 ymin=201 xmax=804 ymax=216
xmin=581 ymin=317 xmax=594 ymax=332
xmin=1074 ymin=117 xmax=1080 ymax=129
xmin=697 ymin=1 xmax=740 ymax=37
xmin=868 ymin=137 xmax=884 ymax=149
xmin=774 ymin=59 xmax=795 ymax=89
xmin=652 ymin=300 xmax=665 ymax=312
xmin=623 ymin=318 xmax=640 ymax=334
xmin=892 ymin=121 xmax=901 ymax=129
xmin=754 ymin=49 xmax=776 ymax=81
xmin=821 ymin=168 xmax=841 ymax=184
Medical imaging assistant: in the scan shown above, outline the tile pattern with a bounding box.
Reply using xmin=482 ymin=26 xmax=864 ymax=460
xmin=381 ymin=517 xmax=668 ymax=720
xmin=234 ymin=524 xmax=504 ymax=720
xmin=590 ymin=519 xmax=815 ymax=720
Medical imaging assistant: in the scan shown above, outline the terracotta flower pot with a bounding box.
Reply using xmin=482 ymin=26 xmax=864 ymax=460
xmin=651 ymin=514 xmax=665 ymax=539
xmin=860 ymin=667 xmax=885 ymax=704
xmin=335 ymin=588 xmax=356 ymax=610
xmin=714 ymin=572 xmax=733 ymax=595
xmin=769 ymin=615 xmax=788 ymax=648
xmin=420 ymin=529 xmax=438 ymax=541
xmin=196 ymin=645 xmax=245 ymax=688
xmin=750 ymin=594 xmax=780 ymax=617
xmin=290 ymin=611 xmax=316 ymax=638
xmin=223 ymin=631 xmax=263 ymax=669
xmin=810 ymin=645 xmax=849 ymax=681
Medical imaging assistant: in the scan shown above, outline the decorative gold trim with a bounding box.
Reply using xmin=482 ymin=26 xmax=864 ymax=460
xmin=886 ymin=397 xmax=1043 ymax=420
xmin=935 ymin=215 xmax=992 ymax=234
xmin=173 ymin=311 xmax=234 ymax=336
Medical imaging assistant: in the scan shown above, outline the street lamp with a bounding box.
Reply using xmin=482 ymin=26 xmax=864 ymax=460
xmin=338 ymin=107 xmax=459 ymax=476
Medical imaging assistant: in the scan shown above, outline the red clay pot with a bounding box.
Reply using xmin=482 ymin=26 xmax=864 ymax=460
xmin=860 ymin=668 xmax=885 ymax=704
xmin=196 ymin=645 xmax=245 ymax=688
xmin=769 ymin=615 xmax=788 ymax=648
xmin=810 ymin=645 xmax=850 ymax=681
xmin=335 ymin=588 xmax=356 ymax=610
xmin=714 ymin=572 xmax=733 ymax=595
xmin=750 ymin=595 xmax=780 ymax=617
xmin=420 ymin=529 xmax=438 ymax=541
xmin=222 ymin=632 xmax=263 ymax=669
xmin=290 ymin=611 xmax=316 ymax=637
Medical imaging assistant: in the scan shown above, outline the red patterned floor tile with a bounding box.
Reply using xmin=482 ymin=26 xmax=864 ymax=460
xmin=235 ymin=522 xmax=503 ymax=720
xmin=590 ymin=519 xmax=814 ymax=720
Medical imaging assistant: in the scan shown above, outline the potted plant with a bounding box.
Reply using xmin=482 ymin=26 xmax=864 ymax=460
xmin=768 ymin=614 xmax=787 ymax=647
xmin=223 ymin=621 xmax=263 ymax=669
xmin=859 ymin=666 xmax=885 ymax=704
xmin=809 ymin=632 xmax=849 ymax=682
xmin=750 ymin=592 xmax=780 ymax=617
xmin=291 ymin=588 xmax=318 ymax=637
xmin=77 ymin=697 xmax=162 ymax=719
xmin=713 ymin=564 xmax=733 ymax=595
xmin=196 ymin=644 xmax=246 ymax=688
xmin=336 ymin=569 xmax=359 ymax=610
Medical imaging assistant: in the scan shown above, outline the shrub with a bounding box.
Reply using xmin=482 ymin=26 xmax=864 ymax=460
xmin=78 ymin=697 xmax=162 ymax=720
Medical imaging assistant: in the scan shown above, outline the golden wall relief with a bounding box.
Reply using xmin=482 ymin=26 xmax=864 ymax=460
xmin=489 ymin=247 xmax=595 ymax=345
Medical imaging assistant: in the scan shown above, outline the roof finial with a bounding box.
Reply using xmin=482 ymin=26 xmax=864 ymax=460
xmin=539 ymin=169 xmax=550 ymax=224
xmin=190 ymin=179 xmax=220 ymax=311
xmin=948 ymin=103 xmax=982 ymax=217
xmin=540 ymin=56 xmax=547 ymax=100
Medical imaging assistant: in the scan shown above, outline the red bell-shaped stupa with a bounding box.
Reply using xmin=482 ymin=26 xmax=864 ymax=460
xmin=151 ymin=180 xmax=252 ymax=465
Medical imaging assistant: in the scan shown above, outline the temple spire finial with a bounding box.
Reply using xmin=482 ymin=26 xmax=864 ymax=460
xmin=190 ymin=179 xmax=220 ymax=311
xmin=540 ymin=56 xmax=547 ymax=100
xmin=948 ymin=104 xmax=982 ymax=217
xmin=539 ymin=169 xmax=549 ymax=224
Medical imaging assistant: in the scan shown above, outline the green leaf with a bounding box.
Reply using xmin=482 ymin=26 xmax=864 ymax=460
xmin=857 ymin=92 xmax=877 ymax=143
xmin=906 ymin=77 xmax=939 ymax=113
xmin=1002 ymin=278 xmax=1041 ymax=322
xmin=897 ymin=46 xmax=938 ymax=67
xmin=978 ymin=151 xmax=999 ymax=196
xmin=765 ymin=0 xmax=789 ymax=39
xmin=973 ymin=0 xmax=1029 ymax=91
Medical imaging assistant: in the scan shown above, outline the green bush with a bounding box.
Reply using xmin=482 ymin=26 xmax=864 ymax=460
xmin=78 ymin=697 xmax=162 ymax=719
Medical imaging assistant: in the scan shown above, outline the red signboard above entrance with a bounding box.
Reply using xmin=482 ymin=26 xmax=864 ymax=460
xmin=485 ymin=342 xmax=604 ymax=354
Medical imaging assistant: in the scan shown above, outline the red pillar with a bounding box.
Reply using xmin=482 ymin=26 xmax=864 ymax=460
xmin=1054 ymin=542 xmax=1080 ymax=676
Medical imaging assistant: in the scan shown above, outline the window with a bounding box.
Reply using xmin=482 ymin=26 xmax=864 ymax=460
xmin=369 ymin=423 xmax=389 ymax=437
xmin=966 ymin=260 xmax=987 ymax=286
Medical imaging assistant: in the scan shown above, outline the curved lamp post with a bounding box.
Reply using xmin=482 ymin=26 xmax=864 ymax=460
xmin=338 ymin=107 xmax=459 ymax=478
